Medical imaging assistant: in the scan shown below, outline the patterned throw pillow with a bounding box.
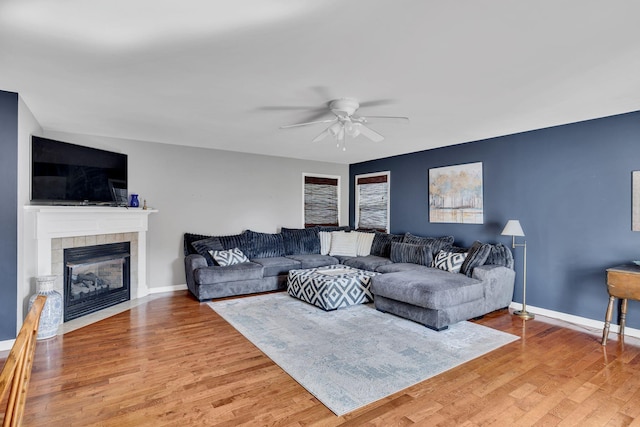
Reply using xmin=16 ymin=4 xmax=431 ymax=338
xmin=209 ymin=248 xmax=249 ymax=267
xmin=433 ymin=251 xmax=468 ymax=273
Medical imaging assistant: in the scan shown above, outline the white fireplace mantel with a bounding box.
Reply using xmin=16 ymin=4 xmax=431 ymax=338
xmin=24 ymin=205 xmax=157 ymax=299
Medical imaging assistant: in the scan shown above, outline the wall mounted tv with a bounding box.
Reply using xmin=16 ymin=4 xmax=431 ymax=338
xmin=31 ymin=136 xmax=128 ymax=206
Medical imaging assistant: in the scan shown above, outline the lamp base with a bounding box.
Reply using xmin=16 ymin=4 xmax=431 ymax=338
xmin=514 ymin=309 xmax=535 ymax=320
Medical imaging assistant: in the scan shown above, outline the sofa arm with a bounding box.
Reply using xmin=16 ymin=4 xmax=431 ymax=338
xmin=184 ymin=254 xmax=207 ymax=298
xmin=472 ymin=265 xmax=516 ymax=312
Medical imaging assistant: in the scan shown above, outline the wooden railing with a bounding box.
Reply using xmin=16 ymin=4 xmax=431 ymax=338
xmin=0 ymin=295 xmax=46 ymax=427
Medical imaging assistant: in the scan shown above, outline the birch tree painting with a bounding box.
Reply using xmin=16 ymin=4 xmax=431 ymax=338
xmin=429 ymin=162 xmax=483 ymax=224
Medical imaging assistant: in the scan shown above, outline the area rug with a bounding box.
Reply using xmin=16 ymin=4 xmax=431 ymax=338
xmin=208 ymin=293 xmax=518 ymax=416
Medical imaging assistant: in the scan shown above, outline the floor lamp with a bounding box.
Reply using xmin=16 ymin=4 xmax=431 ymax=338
xmin=501 ymin=220 xmax=534 ymax=320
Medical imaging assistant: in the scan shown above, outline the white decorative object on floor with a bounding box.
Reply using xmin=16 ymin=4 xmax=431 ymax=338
xmin=28 ymin=275 xmax=63 ymax=340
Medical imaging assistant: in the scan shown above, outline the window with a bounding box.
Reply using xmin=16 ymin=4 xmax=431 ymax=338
xmin=355 ymin=172 xmax=390 ymax=232
xmin=303 ymin=174 xmax=340 ymax=227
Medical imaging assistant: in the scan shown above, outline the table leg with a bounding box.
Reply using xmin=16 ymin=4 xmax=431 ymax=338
xmin=601 ymin=296 xmax=615 ymax=345
xmin=620 ymin=298 xmax=628 ymax=339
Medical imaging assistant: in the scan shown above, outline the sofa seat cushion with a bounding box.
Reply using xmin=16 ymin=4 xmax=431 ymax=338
xmin=370 ymin=269 xmax=483 ymax=310
xmin=343 ymin=255 xmax=393 ymax=272
xmin=285 ymin=254 xmax=339 ymax=269
xmin=194 ymin=262 xmax=263 ymax=285
xmin=251 ymin=257 xmax=301 ymax=277
xmin=375 ymin=262 xmax=432 ymax=274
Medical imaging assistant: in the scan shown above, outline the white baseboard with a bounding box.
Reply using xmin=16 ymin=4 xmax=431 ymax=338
xmin=509 ymin=302 xmax=640 ymax=339
xmin=0 ymin=339 xmax=16 ymax=353
xmin=148 ymin=284 xmax=187 ymax=294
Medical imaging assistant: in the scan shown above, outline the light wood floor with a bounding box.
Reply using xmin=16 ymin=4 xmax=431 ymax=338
xmin=4 ymin=290 xmax=640 ymax=426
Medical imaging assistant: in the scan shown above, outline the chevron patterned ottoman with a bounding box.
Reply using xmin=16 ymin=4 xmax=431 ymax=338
xmin=287 ymin=265 xmax=379 ymax=311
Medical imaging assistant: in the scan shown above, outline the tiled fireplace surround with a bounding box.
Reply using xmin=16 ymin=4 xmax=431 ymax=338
xmin=24 ymin=206 xmax=156 ymax=324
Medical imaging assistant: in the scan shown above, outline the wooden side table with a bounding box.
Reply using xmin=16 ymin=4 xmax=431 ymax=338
xmin=601 ymin=264 xmax=640 ymax=345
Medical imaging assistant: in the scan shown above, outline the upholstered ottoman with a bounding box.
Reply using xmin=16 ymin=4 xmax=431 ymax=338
xmin=287 ymin=265 xmax=379 ymax=311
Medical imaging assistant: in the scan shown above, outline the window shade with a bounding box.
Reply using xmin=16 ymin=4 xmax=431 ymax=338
xmin=356 ymin=173 xmax=389 ymax=232
xmin=304 ymin=176 xmax=339 ymax=227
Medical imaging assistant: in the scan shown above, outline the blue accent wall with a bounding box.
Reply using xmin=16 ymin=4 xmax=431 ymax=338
xmin=0 ymin=90 xmax=18 ymax=341
xmin=350 ymin=111 xmax=640 ymax=327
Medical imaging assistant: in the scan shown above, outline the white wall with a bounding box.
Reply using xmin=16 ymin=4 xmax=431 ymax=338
xmin=17 ymin=96 xmax=41 ymax=327
xmin=39 ymin=131 xmax=349 ymax=289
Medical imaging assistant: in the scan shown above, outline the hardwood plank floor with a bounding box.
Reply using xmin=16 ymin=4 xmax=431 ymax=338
xmin=3 ymin=290 xmax=640 ymax=426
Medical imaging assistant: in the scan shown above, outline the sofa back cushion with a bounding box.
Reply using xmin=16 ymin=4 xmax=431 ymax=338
xmin=390 ymin=242 xmax=432 ymax=266
xmin=245 ymin=230 xmax=285 ymax=259
xmin=281 ymin=227 xmax=321 ymax=255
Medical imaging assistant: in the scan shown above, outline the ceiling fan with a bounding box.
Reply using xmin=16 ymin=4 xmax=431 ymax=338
xmin=279 ymin=98 xmax=409 ymax=150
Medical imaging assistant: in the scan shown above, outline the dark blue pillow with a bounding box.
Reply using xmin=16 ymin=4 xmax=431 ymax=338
xmin=281 ymin=227 xmax=320 ymax=255
xmin=485 ymin=243 xmax=514 ymax=269
xmin=390 ymin=242 xmax=432 ymax=266
xmin=460 ymin=241 xmax=492 ymax=277
xmin=370 ymin=231 xmax=404 ymax=258
xmin=184 ymin=232 xmax=212 ymax=256
xmin=245 ymin=230 xmax=285 ymax=259
xmin=191 ymin=236 xmax=223 ymax=266
xmin=403 ymin=232 xmax=454 ymax=256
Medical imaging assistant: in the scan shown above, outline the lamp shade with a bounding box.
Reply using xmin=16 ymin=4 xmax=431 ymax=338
xmin=501 ymin=220 xmax=525 ymax=237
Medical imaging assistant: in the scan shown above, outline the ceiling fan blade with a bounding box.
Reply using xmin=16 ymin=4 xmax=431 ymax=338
xmin=280 ymin=118 xmax=336 ymax=129
xmin=259 ymin=106 xmax=323 ymax=111
xmin=358 ymin=99 xmax=394 ymax=108
xmin=312 ymin=128 xmax=330 ymax=142
xmin=358 ymin=124 xmax=385 ymax=142
xmin=362 ymin=115 xmax=410 ymax=122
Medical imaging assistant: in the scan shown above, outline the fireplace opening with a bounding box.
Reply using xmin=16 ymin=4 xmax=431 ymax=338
xmin=64 ymin=242 xmax=131 ymax=321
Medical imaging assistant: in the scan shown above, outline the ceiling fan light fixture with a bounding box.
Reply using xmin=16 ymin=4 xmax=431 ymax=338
xmin=328 ymin=122 xmax=342 ymax=137
xmin=345 ymin=122 xmax=361 ymax=138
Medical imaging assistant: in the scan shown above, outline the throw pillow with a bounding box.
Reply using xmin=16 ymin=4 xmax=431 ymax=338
xmin=191 ymin=236 xmax=223 ymax=266
xmin=184 ymin=232 xmax=212 ymax=256
xmin=390 ymin=242 xmax=432 ymax=266
xmin=318 ymin=231 xmax=332 ymax=255
xmin=403 ymin=232 xmax=455 ymax=256
xmin=370 ymin=231 xmax=404 ymax=258
xmin=355 ymin=231 xmax=375 ymax=256
xmin=460 ymin=241 xmax=492 ymax=277
xmin=209 ymin=248 xmax=249 ymax=266
xmin=485 ymin=243 xmax=514 ymax=269
xmin=433 ymin=250 xmax=468 ymax=273
xmin=281 ymin=227 xmax=321 ymax=255
xmin=329 ymin=231 xmax=358 ymax=257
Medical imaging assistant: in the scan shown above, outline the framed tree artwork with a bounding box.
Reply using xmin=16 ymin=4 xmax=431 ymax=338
xmin=429 ymin=162 xmax=483 ymax=224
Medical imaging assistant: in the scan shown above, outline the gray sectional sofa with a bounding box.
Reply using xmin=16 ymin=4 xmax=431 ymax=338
xmin=183 ymin=227 xmax=515 ymax=330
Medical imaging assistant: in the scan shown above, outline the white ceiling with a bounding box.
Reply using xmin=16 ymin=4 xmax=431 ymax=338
xmin=1 ymin=0 xmax=640 ymax=164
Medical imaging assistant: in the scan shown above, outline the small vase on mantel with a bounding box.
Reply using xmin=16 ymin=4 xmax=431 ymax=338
xmin=129 ymin=194 xmax=140 ymax=208
xmin=28 ymin=275 xmax=63 ymax=340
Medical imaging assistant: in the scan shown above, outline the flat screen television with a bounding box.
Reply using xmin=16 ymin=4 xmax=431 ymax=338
xmin=31 ymin=136 xmax=128 ymax=206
